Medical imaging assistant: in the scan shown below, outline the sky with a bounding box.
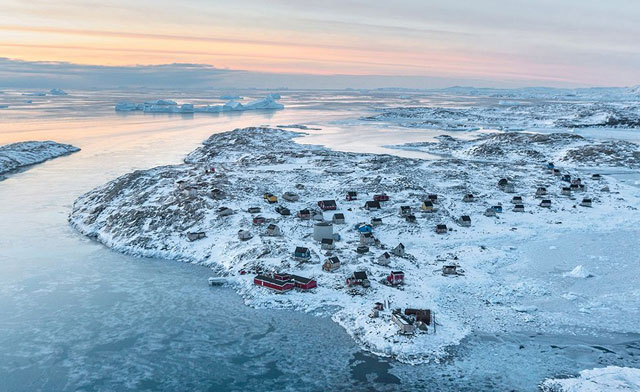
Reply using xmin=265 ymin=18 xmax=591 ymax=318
xmin=0 ymin=0 xmax=639 ymax=89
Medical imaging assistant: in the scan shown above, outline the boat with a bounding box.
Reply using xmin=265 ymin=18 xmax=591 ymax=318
xmin=208 ymin=277 xmax=227 ymax=286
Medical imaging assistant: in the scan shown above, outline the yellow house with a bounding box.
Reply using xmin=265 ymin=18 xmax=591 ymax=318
xmin=421 ymin=200 xmax=434 ymax=211
xmin=263 ymin=193 xmax=278 ymax=203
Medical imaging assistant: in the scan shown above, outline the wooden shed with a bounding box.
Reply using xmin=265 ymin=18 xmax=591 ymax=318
xmin=457 ymin=215 xmax=471 ymax=227
xmin=377 ymin=252 xmax=391 ymax=266
xmin=435 ymin=224 xmax=448 ymax=234
xmin=332 ymin=213 xmax=345 ymax=224
xmin=391 ymin=243 xmax=405 ymax=257
xmin=323 ymin=256 xmax=341 ymax=272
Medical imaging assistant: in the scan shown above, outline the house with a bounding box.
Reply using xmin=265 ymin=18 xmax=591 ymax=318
xmin=498 ymin=178 xmax=509 ymax=188
xmin=421 ymin=200 xmax=434 ymax=212
xmin=275 ymin=206 xmax=291 ymax=216
xmin=377 ymin=252 xmax=391 ymax=266
xmin=513 ymin=204 xmax=525 ymax=212
xmin=282 ymin=191 xmax=299 ymax=202
xmin=570 ymin=183 xmax=580 ymax=192
xmin=457 ymin=215 xmax=471 ymax=227
xmin=373 ymin=194 xmax=390 ymax=202
xmin=217 ymin=207 xmax=234 ymax=216
xmin=386 ymin=271 xmax=404 ymax=285
xmin=176 ymin=180 xmax=187 ymax=190
xmin=312 ymin=211 xmax=324 ymax=221
xmin=297 ymin=209 xmax=312 ymax=220
xmin=579 ymin=184 xmax=586 ymax=192
xmin=347 ymin=271 xmax=370 ymax=287
xmin=405 ymin=214 xmax=417 ymax=223
xmin=332 ymin=213 xmax=345 ymax=224
xmin=580 ymin=198 xmax=593 ymax=207
xmin=492 ymin=204 xmax=503 ymax=213
xmin=553 ymin=168 xmax=561 ymax=176
xmin=290 ymin=275 xmax=317 ymax=290
xmin=356 ymin=245 xmax=370 ymax=254
xmin=187 ymin=231 xmax=206 ymax=241
xmin=318 ymin=200 xmax=337 ymax=211
xmin=391 ymin=243 xmax=405 ymax=257
xmin=391 ymin=312 xmax=415 ymax=335
xmin=561 ymin=174 xmax=571 ymax=182
xmin=462 ymin=193 xmax=475 ymax=202
xmin=427 ymin=194 xmax=438 ymax=204
xmin=248 ymin=207 xmax=261 ymax=214
xmin=252 ymin=216 xmax=266 ymax=225
xmin=183 ymin=186 xmax=198 ymax=199
xmin=511 ymin=196 xmax=523 ymax=204
xmin=263 ymin=193 xmax=278 ymax=203
xmin=539 ymin=199 xmax=552 ymax=208
xmin=484 ymin=208 xmax=496 ymax=217
xmin=237 ymin=229 xmax=253 ymax=241
xmin=561 ymin=187 xmax=572 ymax=196
xmin=399 ymin=205 xmax=412 ymax=216
xmin=360 ymin=232 xmax=375 ymax=246
xmin=364 ymin=200 xmax=381 ymax=210
xmin=442 ymin=265 xmax=457 ymax=275
xmin=294 ymin=247 xmax=311 ymax=261
xmin=346 ymin=191 xmax=358 ymax=201
xmin=592 ymin=173 xmax=601 ymax=180
xmin=371 ymin=217 xmax=383 ymax=226
xmin=374 ymin=302 xmax=384 ymax=310
xmin=356 ymin=223 xmax=373 ymax=233
xmin=321 ymin=238 xmax=335 ymax=250
xmin=254 ymin=275 xmax=294 ymax=292
xmin=546 ymin=162 xmax=555 ymax=170
xmin=265 ymin=224 xmax=282 ymax=236
xmin=404 ymin=308 xmax=431 ymax=324
xmin=323 ymin=256 xmax=341 ymax=272
xmin=571 ymin=178 xmax=582 ymax=185
xmin=435 ymin=224 xmax=448 ymax=234
xmin=211 ymin=188 xmax=225 ymax=200
xmin=313 ymin=222 xmax=334 ymax=241
xmin=601 ymin=186 xmax=610 ymax=192
xmin=536 ymin=187 xmax=547 ymax=196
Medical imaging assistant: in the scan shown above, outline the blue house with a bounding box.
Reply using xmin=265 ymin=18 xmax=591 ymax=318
xmin=492 ymin=205 xmax=503 ymax=213
xmin=546 ymin=162 xmax=555 ymax=170
xmin=561 ymin=174 xmax=571 ymax=182
xmin=356 ymin=223 xmax=373 ymax=233
xmin=294 ymin=247 xmax=311 ymax=261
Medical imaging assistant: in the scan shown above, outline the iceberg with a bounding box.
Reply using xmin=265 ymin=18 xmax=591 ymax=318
xmin=49 ymin=88 xmax=68 ymax=96
xmin=115 ymin=102 xmax=143 ymax=112
xmin=115 ymin=95 xmax=284 ymax=114
xmin=22 ymin=92 xmax=46 ymax=97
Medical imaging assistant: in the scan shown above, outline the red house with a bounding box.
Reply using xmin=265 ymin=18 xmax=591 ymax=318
xmin=273 ymin=273 xmax=292 ymax=281
xmin=253 ymin=216 xmax=266 ymax=225
xmin=373 ymin=194 xmax=390 ymax=202
xmin=254 ymin=275 xmax=294 ymax=292
xmin=318 ymin=200 xmax=337 ymax=211
xmin=290 ymin=274 xmax=317 ymax=290
xmin=386 ymin=271 xmax=405 ymax=286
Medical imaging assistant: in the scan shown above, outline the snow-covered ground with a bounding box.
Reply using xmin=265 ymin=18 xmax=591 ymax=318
xmin=541 ymin=366 xmax=640 ymax=391
xmin=0 ymin=141 xmax=80 ymax=177
xmin=69 ymin=126 xmax=640 ymax=363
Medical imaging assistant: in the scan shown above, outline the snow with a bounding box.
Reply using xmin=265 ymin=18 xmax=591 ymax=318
xmin=68 ymin=126 xmax=640 ymax=364
xmin=563 ymin=265 xmax=593 ymax=278
xmin=541 ymin=366 xmax=640 ymax=391
xmin=0 ymin=141 xmax=80 ymax=176
xmin=115 ymin=95 xmax=284 ymax=113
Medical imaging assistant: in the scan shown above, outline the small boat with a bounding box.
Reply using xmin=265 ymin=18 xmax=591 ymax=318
xmin=208 ymin=277 xmax=227 ymax=286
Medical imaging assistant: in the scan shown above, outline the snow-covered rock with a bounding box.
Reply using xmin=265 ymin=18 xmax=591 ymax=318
xmin=0 ymin=141 xmax=80 ymax=176
xmin=541 ymin=366 xmax=640 ymax=391
xmin=563 ymin=265 xmax=593 ymax=278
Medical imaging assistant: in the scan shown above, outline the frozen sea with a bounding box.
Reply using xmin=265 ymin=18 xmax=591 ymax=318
xmin=1 ymin=88 xmax=639 ymax=391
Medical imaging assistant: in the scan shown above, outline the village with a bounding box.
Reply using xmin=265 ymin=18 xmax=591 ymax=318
xmin=69 ymin=127 xmax=640 ymax=363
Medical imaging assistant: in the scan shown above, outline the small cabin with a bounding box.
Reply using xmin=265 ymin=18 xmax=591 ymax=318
xmin=462 ymin=194 xmax=475 ymax=202
xmin=442 ymin=265 xmax=457 ymax=275
xmin=294 ymin=247 xmax=311 ymax=261
xmin=484 ymin=208 xmax=496 ymax=217
xmin=252 ymin=216 xmax=266 ymax=225
xmin=264 ymin=193 xmax=278 ymax=203
xmin=187 ymin=231 xmax=206 ymax=242
xmin=282 ymin=192 xmax=299 ymax=202
xmin=561 ymin=187 xmax=571 ymax=196
xmin=377 ymin=252 xmax=391 ymax=266
xmin=356 ymin=223 xmax=373 ymax=233
xmin=435 ymin=224 xmax=448 ymax=234
xmin=290 ymin=275 xmax=317 ymax=291
xmin=332 ymin=213 xmax=345 ymax=224
xmin=513 ymin=204 xmax=525 ymax=212
xmin=346 ymin=191 xmax=358 ymax=201
xmin=347 ymin=271 xmax=370 ymax=287
xmin=321 ymin=238 xmax=335 ymax=250
xmin=387 ymin=271 xmax=404 ymax=286
xmin=374 ymin=302 xmax=384 ymax=311
xmin=217 ymin=207 xmax=234 ymax=216
xmin=254 ymin=275 xmax=294 ymax=292
xmin=580 ymin=198 xmax=593 ymax=207
xmin=511 ymin=196 xmax=523 ymax=204
xmin=536 ymin=187 xmax=547 ymax=196
xmin=592 ymin=173 xmax=601 ymax=180
xmin=237 ymin=229 xmax=253 ymax=241
xmin=360 ymin=232 xmax=375 ymax=246
xmin=428 ymin=194 xmax=438 ymax=204
xmin=318 ymin=200 xmax=337 ymax=211
xmin=546 ymin=162 xmax=555 ymax=170
xmin=297 ymin=209 xmax=312 ymax=220
xmin=211 ymin=188 xmax=225 ymax=200
xmin=561 ymin=174 xmax=571 ymax=182
xmin=248 ymin=207 xmax=261 ymax=214
xmin=356 ymin=245 xmax=369 ymax=254
xmin=421 ymin=200 xmax=434 ymax=212
xmin=399 ymin=205 xmax=412 ymax=216
xmin=405 ymin=214 xmax=417 ymax=223
xmin=539 ymin=199 xmax=552 ymax=208
xmin=323 ymin=256 xmax=341 ymax=272
xmin=391 ymin=243 xmax=405 ymax=257
xmin=571 ymin=178 xmax=582 ymax=185
xmin=457 ymin=215 xmax=471 ymax=227
xmin=373 ymin=194 xmax=390 ymax=202
xmin=553 ymin=168 xmax=561 ymax=176
xmin=498 ymin=178 xmax=509 ymax=187
xmin=492 ymin=204 xmax=503 ymax=213
xmin=392 ymin=312 xmax=415 ymax=335
xmin=579 ymin=184 xmax=586 ymax=192
xmin=570 ymin=183 xmax=580 ymax=191
xmin=364 ymin=200 xmax=381 ymax=210
xmin=601 ymin=186 xmax=610 ymax=192
xmin=371 ymin=217 xmax=383 ymax=226
xmin=276 ymin=206 xmax=291 ymax=216
xmin=265 ymin=224 xmax=282 ymax=236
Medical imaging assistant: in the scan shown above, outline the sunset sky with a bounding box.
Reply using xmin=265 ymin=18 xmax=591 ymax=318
xmin=1 ymin=0 xmax=639 ymax=88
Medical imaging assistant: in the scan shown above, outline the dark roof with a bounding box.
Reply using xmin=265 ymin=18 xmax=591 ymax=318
xmin=347 ymin=191 xmax=357 ymax=196
xmin=422 ymin=200 xmax=433 ymax=206
xmin=436 ymin=224 xmax=447 ymax=229
xmin=541 ymin=199 xmax=551 ymax=203
xmin=295 ymin=247 xmax=309 ymax=253
xmin=372 ymin=217 xmax=382 ymax=222
xmin=267 ymin=224 xmax=278 ymax=230
xmin=328 ymin=256 xmax=340 ymax=263
xmin=365 ymin=200 xmax=381 ymax=207
xmin=428 ymin=194 xmax=438 ymax=198
xmin=290 ymin=274 xmax=314 ymax=284
xmin=396 ymin=243 xmax=405 ymax=249
xmin=513 ymin=196 xmax=523 ymax=200
xmin=299 ymin=209 xmax=310 ymax=214
xmin=515 ymin=204 xmax=525 ymax=208
xmin=353 ymin=271 xmax=368 ymax=280
xmin=381 ymin=252 xmax=390 ymax=258
xmin=322 ymin=238 xmax=334 ymax=244
xmin=461 ymin=215 xmax=471 ymax=221
xmin=391 ymin=271 xmax=404 ymax=275
xmin=401 ymin=205 xmax=411 ymax=210
xmin=255 ymin=275 xmax=290 ymax=287
xmin=320 ymin=200 xmax=336 ymax=206
xmin=362 ymin=232 xmax=373 ymax=238
xmin=333 ymin=213 xmax=345 ymax=219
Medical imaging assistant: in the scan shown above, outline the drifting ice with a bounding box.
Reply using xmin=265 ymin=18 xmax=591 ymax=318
xmin=115 ymin=95 xmax=284 ymax=113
